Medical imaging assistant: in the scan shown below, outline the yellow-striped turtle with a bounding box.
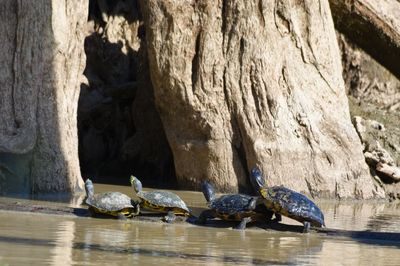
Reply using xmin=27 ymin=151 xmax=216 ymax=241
xmin=250 ymin=167 xmax=325 ymax=232
xmin=197 ymin=181 xmax=274 ymax=230
xmin=85 ymin=179 xmax=140 ymax=219
xmin=130 ymin=176 xmax=191 ymax=223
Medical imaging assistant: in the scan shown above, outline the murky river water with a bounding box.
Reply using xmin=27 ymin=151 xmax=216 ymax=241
xmin=0 ymin=183 xmax=399 ymax=265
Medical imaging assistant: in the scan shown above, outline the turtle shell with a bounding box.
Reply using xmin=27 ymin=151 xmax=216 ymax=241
xmin=209 ymin=194 xmax=257 ymax=220
xmin=86 ymin=192 xmax=137 ymax=213
xmin=137 ymin=191 xmax=190 ymax=214
xmin=261 ymin=186 xmax=325 ymax=227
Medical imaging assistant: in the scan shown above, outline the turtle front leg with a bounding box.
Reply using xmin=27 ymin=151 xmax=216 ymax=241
xmin=234 ymin=213 xmax=266 ymax=230
xmin=234 ymin=217 xmax=252 ymax=230
xmin=163 ymin=211 xmax=177 ymax=223
xmin=303 ymin=221 xmax=311 ymax=233
xmin=132 ymin=201 xmax=141 ymax=216
xmin=196 ymin=210 xmax=214 ymax=225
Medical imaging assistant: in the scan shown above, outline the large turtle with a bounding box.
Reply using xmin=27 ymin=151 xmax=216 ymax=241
xmin=197 ymin=181 xmax=274 ymax=230
xmin=130 ymin=176 xmax=191 ymax=223
xmin=250 ymin=167 xmax=325 ymax=232
xmin=85 ymin=179 xmax=140 ymax=219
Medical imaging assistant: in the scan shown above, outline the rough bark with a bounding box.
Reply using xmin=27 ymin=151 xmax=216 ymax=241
xmin=329 ymin=0 xmax=400 ymax=79
xmin=141 ymin=0 xmax=384 ymax=198
xmin=0 ymin=0 xmax=87 ymax=193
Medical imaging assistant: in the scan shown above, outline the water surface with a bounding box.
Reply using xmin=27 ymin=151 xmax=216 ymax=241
xmin=0 ymin=183 xmax=399 ymax=265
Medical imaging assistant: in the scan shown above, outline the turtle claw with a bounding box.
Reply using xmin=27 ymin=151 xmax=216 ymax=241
xmin=163 ymin=211 xmax=176 ymax=223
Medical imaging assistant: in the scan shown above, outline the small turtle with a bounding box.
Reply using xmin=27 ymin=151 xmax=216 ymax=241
xmin=130 ymin=176 xmax=191 ymax=223
xmin=85 ymin=179 xmax=140 ymax=219
xmin=250 ymin=167 xmax=325 ymax=232
xmin=197 ymin=181 xmax=274 ymax=230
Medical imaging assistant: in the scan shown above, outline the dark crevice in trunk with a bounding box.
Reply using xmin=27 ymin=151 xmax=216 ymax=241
xmin=78 ymin=0 xmax=176 ymax=188
xmin=221 ymin=0 xmax=228 ymax=34
xmin=191 ymin=31 xmax=201 ymax=95
xmin=258 ymin=0 xmax=265 ymax=27
xmin=231 ymin=116 xmax=251 ymax=194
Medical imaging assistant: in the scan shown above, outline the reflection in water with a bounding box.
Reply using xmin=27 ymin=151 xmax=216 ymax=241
xmin=51 ymin=221 xmax=75 ymax=266
xmin=367 ymin=214 xmax=400 ymax=232
xmin=0 ymin=235 xmax=290 ymax=265
xmin=318 ymin=201 xmax=399 ymax=232
xmin=0 ymin=186 xmax=400 ymax=265
xmin=366 ymin=202 xmax=400 ymax=232
xmin=314 ymin=239 xmax=400 ymax=266
xmin=0 ymin=257 xmax=8 ymax=266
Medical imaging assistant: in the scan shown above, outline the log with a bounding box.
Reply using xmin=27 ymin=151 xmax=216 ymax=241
xmin=1 ymin=201 xmax=400 ymax=243
xmin=0 ymin=201 xmax=187 ymax=223
xmin=329 ymin=0 xmax=400 ymax=79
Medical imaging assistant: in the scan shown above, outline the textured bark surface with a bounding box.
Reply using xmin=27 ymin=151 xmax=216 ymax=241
xmin=141 ymin=0 xmax=384 ymax=198
xmin=329 ymin=0 xmax=400 ymax=79
xmin=0 ymin=0 xmax=87 ymax=193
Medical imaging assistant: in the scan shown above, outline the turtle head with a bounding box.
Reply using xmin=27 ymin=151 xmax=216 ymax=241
xmin=130 ymin=175 xmax=142 ymax=193
xmin=85 ymin=179 xmax=94 ymax=198
xmin=201 ymin=181 xmax=216 ymax=203
xmin=250 ymin=167 xmax=266 ymax=191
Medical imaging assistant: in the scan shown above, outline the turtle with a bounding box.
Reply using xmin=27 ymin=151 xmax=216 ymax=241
xmin=85 ymin=179 xmax=140 ymax=219
xmin=250 ymin=167 xmax=325 ymax=232
xmin=130 ymin=175 xmax=191 ymax=223
xmin=197 ymin=181 xmax=274 ymax=230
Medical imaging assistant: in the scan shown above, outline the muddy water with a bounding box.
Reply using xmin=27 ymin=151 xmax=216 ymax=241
xmin=0 ymin=183 xmax=399 ymax=265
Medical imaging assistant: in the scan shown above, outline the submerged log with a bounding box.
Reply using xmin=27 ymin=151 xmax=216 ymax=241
xmin=0 ymin=201 xmax=188 ymax=223
xmin=1 ymin=201 xmax=400 ymax=243
xmin=329 ymin=0 xmax=400 ymax=79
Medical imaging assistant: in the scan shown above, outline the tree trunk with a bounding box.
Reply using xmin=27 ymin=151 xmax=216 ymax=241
xmin=329 ymin=0 xmax=400 ymax=79
xmin=141 ymin=0 xmax=384 ymax=198
xmin=0 ymin=0 xmax=87 ymax=194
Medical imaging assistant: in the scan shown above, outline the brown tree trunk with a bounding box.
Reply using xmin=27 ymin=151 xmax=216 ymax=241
xmin=0 ymin=0 xmax=87 ymax=194
xmin=141 ymin=0 xmax=384 ymax=198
